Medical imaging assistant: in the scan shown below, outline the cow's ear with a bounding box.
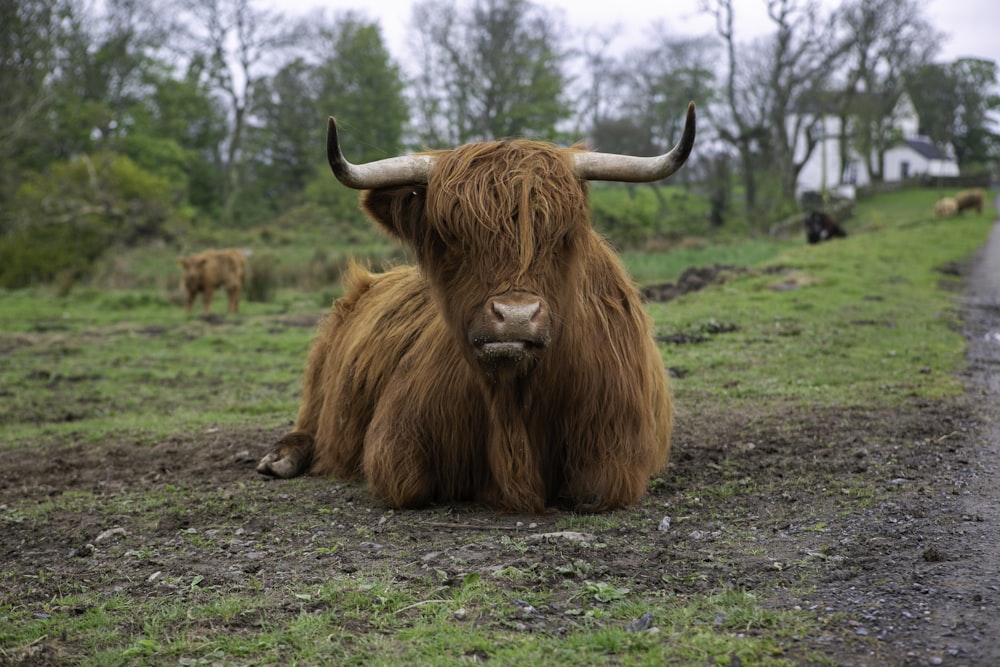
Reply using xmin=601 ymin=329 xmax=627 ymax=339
xmin=360 ymin=186 xmax=428 ymax=245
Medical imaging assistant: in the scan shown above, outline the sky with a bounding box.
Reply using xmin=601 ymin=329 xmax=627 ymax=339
xmin=297 ymin=0 xmax=1000 ymax=72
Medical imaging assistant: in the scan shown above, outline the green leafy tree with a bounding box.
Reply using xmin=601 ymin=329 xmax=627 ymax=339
xmin=245 ymin=12 xmax=408 ymax=226
xmin=950 ymin=58 xmax=1000 ymax=168
xmin=312 ymin=14 xmax=409 ymax=162
xmin=906 ymin=63 xmax=956 ymax=147
xmin=0 ymin=0 xmax=78 ymax=207
xmin=244 ymin=58 xmax=317 ymax=216
xmin=174 ymin=0 xmax=298 ymax=224
xmin=125 ymin=56 xmax=228 ymax=214
xmin=908 ymin=58 xmax=1000 ymax=170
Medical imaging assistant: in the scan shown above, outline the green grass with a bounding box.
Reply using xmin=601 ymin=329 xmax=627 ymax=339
xmin=622 ymin=238 xmax=790 ymax=285
xmin=0 ymin=185 xmax=994 ymax=665
xmin=653 ymin=188 xmax=994 ymax=407
xmin=4 ymin=571 xmax=807 ymax=666
xmin=0 ymin=287 xmax=321 ymax=444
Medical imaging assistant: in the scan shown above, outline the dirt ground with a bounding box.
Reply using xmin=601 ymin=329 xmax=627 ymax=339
xmin=4 ymin=223 xmax=1000 ymax=665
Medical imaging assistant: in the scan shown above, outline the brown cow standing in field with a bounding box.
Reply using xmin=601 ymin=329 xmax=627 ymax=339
xmin=178 ymin=249 xmax=246 ymax=314
xmin=955 ymin=188 xmax=985 ymax=215
xmin=256 ymin=103 xmax=697 ymax=513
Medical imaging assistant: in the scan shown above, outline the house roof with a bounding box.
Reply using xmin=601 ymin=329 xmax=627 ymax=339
xmin=904 ymin=137 xmax=951 ymax=161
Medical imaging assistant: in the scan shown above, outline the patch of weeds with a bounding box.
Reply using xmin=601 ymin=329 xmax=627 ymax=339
xmin=554 ymin=513 xmax=624 ymax=532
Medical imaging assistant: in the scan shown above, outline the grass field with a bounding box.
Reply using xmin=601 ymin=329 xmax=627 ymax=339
xmin=0 ymin=186 xmax=996 ymax=665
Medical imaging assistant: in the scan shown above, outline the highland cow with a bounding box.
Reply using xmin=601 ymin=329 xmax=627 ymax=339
xmin=935 ymin=197 xmax=958 ymax=218
xmin=805 ymin=210 xmax=847 ymax=244
xmin=178 ymin=249 xmax=246 ymax=314
xmin=256 ymin=103 xmax=697 ymax=513
xmin=955 ymin=188 xmax=985 ymax=215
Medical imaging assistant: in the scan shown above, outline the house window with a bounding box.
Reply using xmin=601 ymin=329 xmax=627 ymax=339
xmin=901 ymin=161 xmax=910 ymax=179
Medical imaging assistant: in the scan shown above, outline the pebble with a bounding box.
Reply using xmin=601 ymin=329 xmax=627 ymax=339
xmin=94 ymin=527 xmax=126 ymax=543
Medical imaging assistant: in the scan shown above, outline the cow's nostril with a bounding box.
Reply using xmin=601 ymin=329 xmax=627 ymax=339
xmin=492 ymin=300 xmax=541 ymax=325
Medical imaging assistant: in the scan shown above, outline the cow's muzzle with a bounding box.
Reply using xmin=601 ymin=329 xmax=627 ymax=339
xmin=469 ymin=293 xmax=551 ymax=366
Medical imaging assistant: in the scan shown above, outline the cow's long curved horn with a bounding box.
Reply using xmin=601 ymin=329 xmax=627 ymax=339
xmin=327 ymin=117 xmax=434 ymax=189
xmin=573 ymin=102 xmax=696 ymax=182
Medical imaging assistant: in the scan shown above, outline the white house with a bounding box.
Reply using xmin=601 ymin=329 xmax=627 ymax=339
xmin=794 ymin=92 xmax=959 ymax=199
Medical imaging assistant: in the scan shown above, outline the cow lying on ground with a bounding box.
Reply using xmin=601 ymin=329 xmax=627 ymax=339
xmin=805 ymin=210 xmax=847 ymax=244
xmin=178 ymin=249 xmax=246 ymax=314
xmin=955 ymin=188 xmax=985 ymax=215
xmin=257 ymin=104 xmax=697 ymax=513
xmin=935 ymin=197 xmax=958 ymax=218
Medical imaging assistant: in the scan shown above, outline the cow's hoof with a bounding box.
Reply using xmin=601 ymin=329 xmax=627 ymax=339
xmin=256 ymin=450 xmax=307 ymax=478
xmin=256 ymin=432 xmax=313 ymax=478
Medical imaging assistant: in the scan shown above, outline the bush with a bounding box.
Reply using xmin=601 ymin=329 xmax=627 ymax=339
xmin=0 ymin=223 xmax=105 ymax=289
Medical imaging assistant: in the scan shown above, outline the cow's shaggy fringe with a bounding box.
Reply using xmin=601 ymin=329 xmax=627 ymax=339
xmin=262 ymin=139 xmax=672 ymax=513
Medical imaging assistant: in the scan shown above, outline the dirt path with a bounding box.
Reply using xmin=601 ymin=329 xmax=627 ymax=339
xmin=812 ymin=211 xmax=1000 ymax=666
xmin=936 ymin=210 xmax=1000 ymax=663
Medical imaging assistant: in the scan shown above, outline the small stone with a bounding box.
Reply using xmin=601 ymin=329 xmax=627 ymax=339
xmin=94 ymin=527 xmax=126 ymax=543
xmin=657 ymin=516 xmax=671 ymax=532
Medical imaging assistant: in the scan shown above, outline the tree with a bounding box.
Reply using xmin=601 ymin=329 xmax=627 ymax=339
xmin=906 ymin=63 xmax=956 ymax=148
xmin=245 ymin=12 xmax=408 ymax=221
xmin=0 ymin=0 xmax=75 ymax=195
xmin=311 ymin=13 xmax=408 ymax=163
xmin=595 ymin=29 xmax=717 ymax=157
xmin=763 ymin=0 xmax=850 ymax=202
xmin=409 ymin=0 xmax=570 ymax=146
xmin=246 ymin=58 xmax=317 ymax=214
xmin=702 ymin=0 xmax=773 ymax=223
xmin=174 ymin=0 xmax=298 ymax=223
xmin=908 ymin=58 xmax=1000 ymax=170
xmin=587 ymin=29 xmax=718 ymax=216
xmin=127 ymin=56 xmax=228 ymax=213
xmin=949 ymin=58 xmax=1000 ymax=168
xmin=838 ymin=0 xmax=941 ymax=182
xmin=705 ymin=0 xmax=849 ymax=223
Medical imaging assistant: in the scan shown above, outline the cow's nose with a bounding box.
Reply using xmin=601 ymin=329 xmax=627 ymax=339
xmin=491 ymin=299 xmax=543 ymax=325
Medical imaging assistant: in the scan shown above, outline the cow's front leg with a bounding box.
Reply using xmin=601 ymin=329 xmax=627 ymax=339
xmin=202 ymin=287 xmax=215 ymax=314
xmin=558 ymin=434 xmax=655 ymax=512
xmin=227 ymin=286 xmax=240 ymax=313
xmin=361 ymin=385 xmax=436 ymax=508
xmin=363 ymin=432 xmax=435 ymax=509
xmin=257 ymin=432 xmax=314 ymax=478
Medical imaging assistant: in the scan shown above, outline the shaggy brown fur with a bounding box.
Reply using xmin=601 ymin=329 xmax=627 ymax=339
xmin=955 ymin=188 xmax=985 ymax=215
xmin=935 ymin=197 xmax=958 ymax=218
xmin=258 ymin=140 xmax=674 ymax=513
xmin=178 ymin=249 xmax=246 ymax=314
